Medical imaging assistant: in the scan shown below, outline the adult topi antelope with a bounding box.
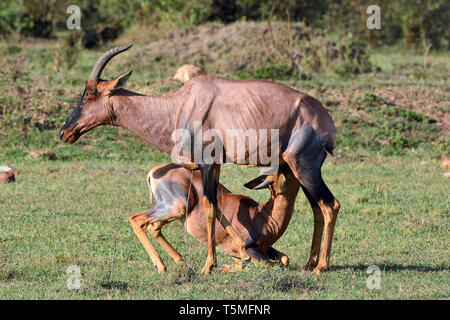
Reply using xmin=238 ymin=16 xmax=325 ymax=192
xmin=60 ymin=44 xmax=340 ymax=274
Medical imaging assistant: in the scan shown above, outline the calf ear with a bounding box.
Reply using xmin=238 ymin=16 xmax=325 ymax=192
xmin=103 ymin=70 xmax=132 ymax=95
xmin=244 ymin=175 xmax=270 ymax=190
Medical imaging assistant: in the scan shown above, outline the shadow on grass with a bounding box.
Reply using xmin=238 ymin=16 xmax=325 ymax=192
xmin=329 ymin=263 xmax=448 ymax=273
xmin=98 ymin=280 xmax=130 ymax=291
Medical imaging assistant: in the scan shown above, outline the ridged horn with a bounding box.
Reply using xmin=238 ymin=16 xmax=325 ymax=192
xmin=88 ymin=44 xmax=133 ymax=81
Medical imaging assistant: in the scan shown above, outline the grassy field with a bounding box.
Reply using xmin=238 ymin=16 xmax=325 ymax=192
xmin=0 ymin=155 xmax=448 ymax=299
xmin=0 ymin=22 xmax=449 ymax=299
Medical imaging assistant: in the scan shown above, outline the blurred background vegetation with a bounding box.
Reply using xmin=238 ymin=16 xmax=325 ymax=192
xmin=0 ymin=0 xmax=448 ymax=48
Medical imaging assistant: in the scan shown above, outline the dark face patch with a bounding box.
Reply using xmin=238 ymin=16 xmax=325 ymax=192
xmin=60 ymin=80 xmax=99 ymax=143
xmin=59 ymin=89 xmax=87 ymax=141
xmin=61 ymin=93 xmax=84 ymax=132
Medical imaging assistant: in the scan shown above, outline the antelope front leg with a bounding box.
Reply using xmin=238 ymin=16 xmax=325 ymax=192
xmin=200 ymin=164 xmax=250 ymax=274
xmin=202 ymin=195 xmax=217 ymax=274
xmin=210 ymin=165 xmax=250 ymax=265
xmin=199 ymin=164 xmax=220 ymax=274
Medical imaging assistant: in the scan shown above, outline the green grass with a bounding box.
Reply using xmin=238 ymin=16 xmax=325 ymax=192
xmin=0 ymin=25 xmax=449 ymax=299
xmin=0 ymin=155 xmax=448 ymax=299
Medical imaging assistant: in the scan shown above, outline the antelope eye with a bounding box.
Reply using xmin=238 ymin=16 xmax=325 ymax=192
xmin=83 ymin=93 xmax=95 ymax=103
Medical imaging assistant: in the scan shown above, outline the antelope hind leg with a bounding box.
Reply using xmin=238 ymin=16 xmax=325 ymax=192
xmin=283 ymin=125 xmax=340 ymax=274
xmin=300 ymin=185 xmax=325 ymax=271
xmin=129 ymin=211 xmax=166 ymax=273
xmin=147 ymin=202 xmax=186 ymax=266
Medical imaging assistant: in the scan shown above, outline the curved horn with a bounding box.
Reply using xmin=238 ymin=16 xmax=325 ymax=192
xmin=251 ymin=179 xmax=272 ymax=190
xmin=88 ymin=44 xmax=133 ymax=81
xmin=244 ymin=174 xmax=270 ymax=190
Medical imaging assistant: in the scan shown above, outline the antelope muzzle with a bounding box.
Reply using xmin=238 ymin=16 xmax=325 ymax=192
xmin=60 ymin=100 xmax=82 ymax=144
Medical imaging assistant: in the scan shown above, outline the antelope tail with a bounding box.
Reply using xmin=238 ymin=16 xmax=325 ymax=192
xmin=146 ymin=170 xmax=154 ymax=207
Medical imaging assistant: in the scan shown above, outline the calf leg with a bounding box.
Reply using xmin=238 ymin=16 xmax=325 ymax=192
xmin=216 ymin=209 xmax=251 ymax=264
xmin=266 ymin=247 xmax=290 ymax=267
xmin=147 ymin=202 xmax=186 ymax=266
xmin=219 ymin=246 xmax=275 ymax=273
xmin=147 ymin=221 xmax=185 ymax=265
xmin=129 ymin=196 xmax=187 ymax=272
xmin=129 ymin=212 xmax=166 ymax=273
xmin=218 ymin=257 xmax=244 ymax=273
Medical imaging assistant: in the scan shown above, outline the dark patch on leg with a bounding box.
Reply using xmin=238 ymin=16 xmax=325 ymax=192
xmin=245 ymin=242 xmax=267 ymax=261
xmin=301 ymin=185 xmax=320 ymax=209
xmin=298 ymin=164 xmax=334 ymax=204
xmin=284 ymin=125 xmax=334 ymax=204
xmin=199 ymin=164 xmax=219 ymax=205
xmin=266 ymin=247 xmax=278 ymax=260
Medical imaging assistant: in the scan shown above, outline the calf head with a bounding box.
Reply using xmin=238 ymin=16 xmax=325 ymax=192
xmin=243 ymin=165 xmax=293 ymax=197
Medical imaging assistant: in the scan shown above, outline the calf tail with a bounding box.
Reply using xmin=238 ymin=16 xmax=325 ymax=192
xmin=146 ymin=170 xmax=154 ymax=207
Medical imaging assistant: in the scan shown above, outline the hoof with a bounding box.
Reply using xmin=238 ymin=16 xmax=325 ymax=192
xmin=154 ymin=264 xmax=166 ymax=273
xmin=201 ymin=266 xmax=212 ymax=274
xmin=201 ymin=262 xmax=216 ymax=274
xmin=304 ymin=261 xmax=318 ymax=271
xmin=176 ymin=259 xmax=186 ymax=266
xmin=313 ymin=265 xmax=327 ymax=275
xmin=280 ymin=256 xmax=289 ymax=267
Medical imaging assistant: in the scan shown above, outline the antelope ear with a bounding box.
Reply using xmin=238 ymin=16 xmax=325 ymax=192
xmin=104 ymin=70 xmax=132 ymax=95
xmin=244 ymin=175 xmax=270 ymax=190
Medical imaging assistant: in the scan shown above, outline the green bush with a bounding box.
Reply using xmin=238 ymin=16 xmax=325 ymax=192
xmin=1 ymin=0 xmax=448 ymax=49
xmin=335 ymin=92 xmax=443 ymax=155
xmin=330 ymin=39 xmax=372 ymax=76
xmin=0 ymin=2 xmax=21 ymax=36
